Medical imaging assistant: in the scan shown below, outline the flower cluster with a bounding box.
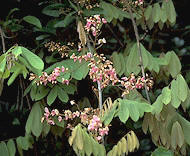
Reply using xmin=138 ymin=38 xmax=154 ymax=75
xmin=74 ymin=0 xmax=99 ymax=10
xmin=71 ymin=52 xmax=119 ymax=88
xmin=120 ymin=73 xmax=153 ymax=96
xmin=70 ymin=52 xmax=93 ymax=63
xmin=42 ymin=103 xmax=109 ymax=142
xmin=70 ymin=52 xmax=153 ymax=95
xmin=88 ymin=115 xmax=109 ymax=141
xmin=29 ymin=66 xmax=70 ymax=85
xmin=85 ymin=15 xmax=107 ymax=36
xmin=41 ymin=107 xmax=63 ymax=125
xmin=44 ymin=41 xmax=74 ymax=58
xmin=134 ymin=0 xmax=144 ymax=5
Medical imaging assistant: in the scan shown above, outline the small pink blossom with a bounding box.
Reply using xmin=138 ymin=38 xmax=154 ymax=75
xmin=61 ymin=66 xmax=65 ymax=72
xmin=96 ymin=136 xmax=102 ymax=141
xmin=58 ymin=116 xmax=62 ymax=122
xmin=102 ymin=18 xmax=107 ymax=24
xmin=47 ymin=119 xmax=55 ymax=125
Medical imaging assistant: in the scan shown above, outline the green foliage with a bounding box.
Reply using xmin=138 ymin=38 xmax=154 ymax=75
xmin=142 ymin=0 xmax=176 ymax=30
xmin=7 ymin=139 xmax=16 ymax=156
xmin=25 ymin=102 xmax=43 ymax=137
xmin=23 ymin=16 xmax=42 ymax=29
xmin=151 ymin=146 xmax=174 ymax=156
xmin=1 ymin=0 xmax=189 ymax=155
xmin=99 ymin=1 xmax=130 ymax=22
xmin=0 ymin=142 xmax=9 ymax=156
xmin=68 ymin=124 xmax=106 ymax=156
xmin=107 ymin=131 xmax=139 ymax=156
xmin=117 ymin=98 xmax=152 ymax=122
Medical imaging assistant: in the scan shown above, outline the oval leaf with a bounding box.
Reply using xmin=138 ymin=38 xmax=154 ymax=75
xmin=23 ymin=15 xmax=42 ymax=29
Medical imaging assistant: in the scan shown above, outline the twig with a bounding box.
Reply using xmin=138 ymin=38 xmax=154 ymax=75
xmin=125 ymin=1 xmax=151 ymax=103
xmin=0 ymin=26 xmax=5 ymax=96
xmin=19 ymin=76 xmax=24 ymax=111
xmin=97 ymin=81 xmax=103 ymax=110
xmin=106 ymin=24 xmax=124 ymax=47
xmin=0 ymin=26 xmax=6 ymax=53
xmin=22 ymin=81 xmax=31 ymax=110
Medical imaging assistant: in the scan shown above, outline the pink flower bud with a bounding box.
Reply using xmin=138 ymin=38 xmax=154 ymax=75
xmin=58 ymin=116 xmax=62 ymax=122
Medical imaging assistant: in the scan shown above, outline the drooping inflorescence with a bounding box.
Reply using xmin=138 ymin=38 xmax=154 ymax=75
xmin=70 ymin=52 xmax=153 ymax=96
xmin=29 ymin=66 xmax=70 ymax=85
xmin=41 ymin=102 xmax=110 ymax=142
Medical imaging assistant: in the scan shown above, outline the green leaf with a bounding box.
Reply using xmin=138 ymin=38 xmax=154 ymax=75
xmin=61 ymin=84 xmax=77 ymax=95
xmin=12 ymin=46 xmax=22 ymax=58
xmin=30 ymin=85 xmax=37 ymax=101
xmin=126 ymin=43 xmax=149 ymax=75
xmin=0 ymin=142 xmax=9 ymax=156
xmin=161 ymin=87 xmax=171 ymax=105
xmin=21 ymin=47 xmax=44 ymax=71
xmin=152 ymin=95 xmax=163 ymax=114
xmin=83 ymin=131 xmax=92 ymax=156
xmin=99 ymin=1 xmax=129 ymax=22
xmin=126 ymin=43 xmax=141 ymax=75
xmin=112 ymin=52 xmax=121 ymax=74
xmin=54 ymin=11 xmax=76 ymax=28
xmin=177 ymin=114 xmax=190 ymax=145
xmin=144 ymin=5 xmax=152 ymax=21
xmin=152 ymin=3 xmax=161 ymax=23
xmin=36 ymin=34 xmax=50 ymax=40
xmin=47 ymin=86 xmax=58 ymax=105
xmin=171 ymin=80 xmax=181 ymax=108
xmin=167 ymin=0 xmax=176 ymax=23
xmin=42 ymin=3 xmax=64 ymax=17
xmin=118 ymin=53 xmax=126 ymax=76
xmin=165 ymin=51 xmax=181 ymax=78
xmin=118 ymin=100 xmax=129 ymax=123
xmin=18 ymin=56 xmax=42 ymax=75
xmin=147 ymin=13 xmax=154 ymax=30
xmin=171 ymin=121 xmax=184 ymax=149
xmin=118 ymin=99 xmax=151 ymax=122
xmin=23 ymin=15 xmax=42 ymax=29
xmin=0 ymin=54 xmax=6 ymax=73
xmin=35 ymin=85 xmax=50 ymax=101
xmin=7 ymin=139 xmax=16 ymax=156
xmin=25 ymin=102 xmax=43 ymax=137
xmin=57 ymin=86 xmax=69 ymax=103
xmin=161 ymin=1 xmax=167 ymax=23
xmin=68 ymin=0 xmax=78 ymax=11
xmin=176 ymin=74 xmax=188 ymax=102
xmin=151 ymin=146 xmax=174 ymax=156
xmin=74 ymin=125 xmax=83 ymax=150
xmin=102 ymin=104 xmax=117 ymax=126
xmin=7 ymin=66 xmax=21 ymax=86
xmin=16 ymin=136 xmax=29 ymax=150
xmin=71 ymin=61 xmax=89 ymax=80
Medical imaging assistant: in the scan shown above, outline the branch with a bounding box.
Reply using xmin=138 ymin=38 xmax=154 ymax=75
xmin=125 ymin=1 xmax=151 ymax=103
xmin=0 ymin=26 xmax=5 ymax=53
xmin=106 ymin=24 xmax=124 ymax=47
xmin=97 ymin=81 xmax=103 ymax=110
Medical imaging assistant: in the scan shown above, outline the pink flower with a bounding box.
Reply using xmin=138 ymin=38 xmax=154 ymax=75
xmin=99 ymin=127 xmax=109 ymax=136
xmin=92 ymin=30 xmax=97 ymax=36
xmin=47 ymin=119 xmax=55 ymax=125
xmin=96 ymin=136 xmax=102 ymax=141
xmin=58 ymin=116 xmax=62 ymax=122
xmin=61 ymin=66 xmax=65 ymax=72
xmin=44 ymin=107 xmax=50 ymax=118
xmin=51 ymin=110 xmax=56 ymax=116
xmin=45 ymin=107 xmax=49 ymax=113
xmin=102 ymin=18 xmax=107 ymax=24
xmin=88 ymin=124 xmax=94 ymax=131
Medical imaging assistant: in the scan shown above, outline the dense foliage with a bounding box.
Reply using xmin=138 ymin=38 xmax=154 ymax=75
xmin=0 ymin=0 xmax=190 ymax=155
